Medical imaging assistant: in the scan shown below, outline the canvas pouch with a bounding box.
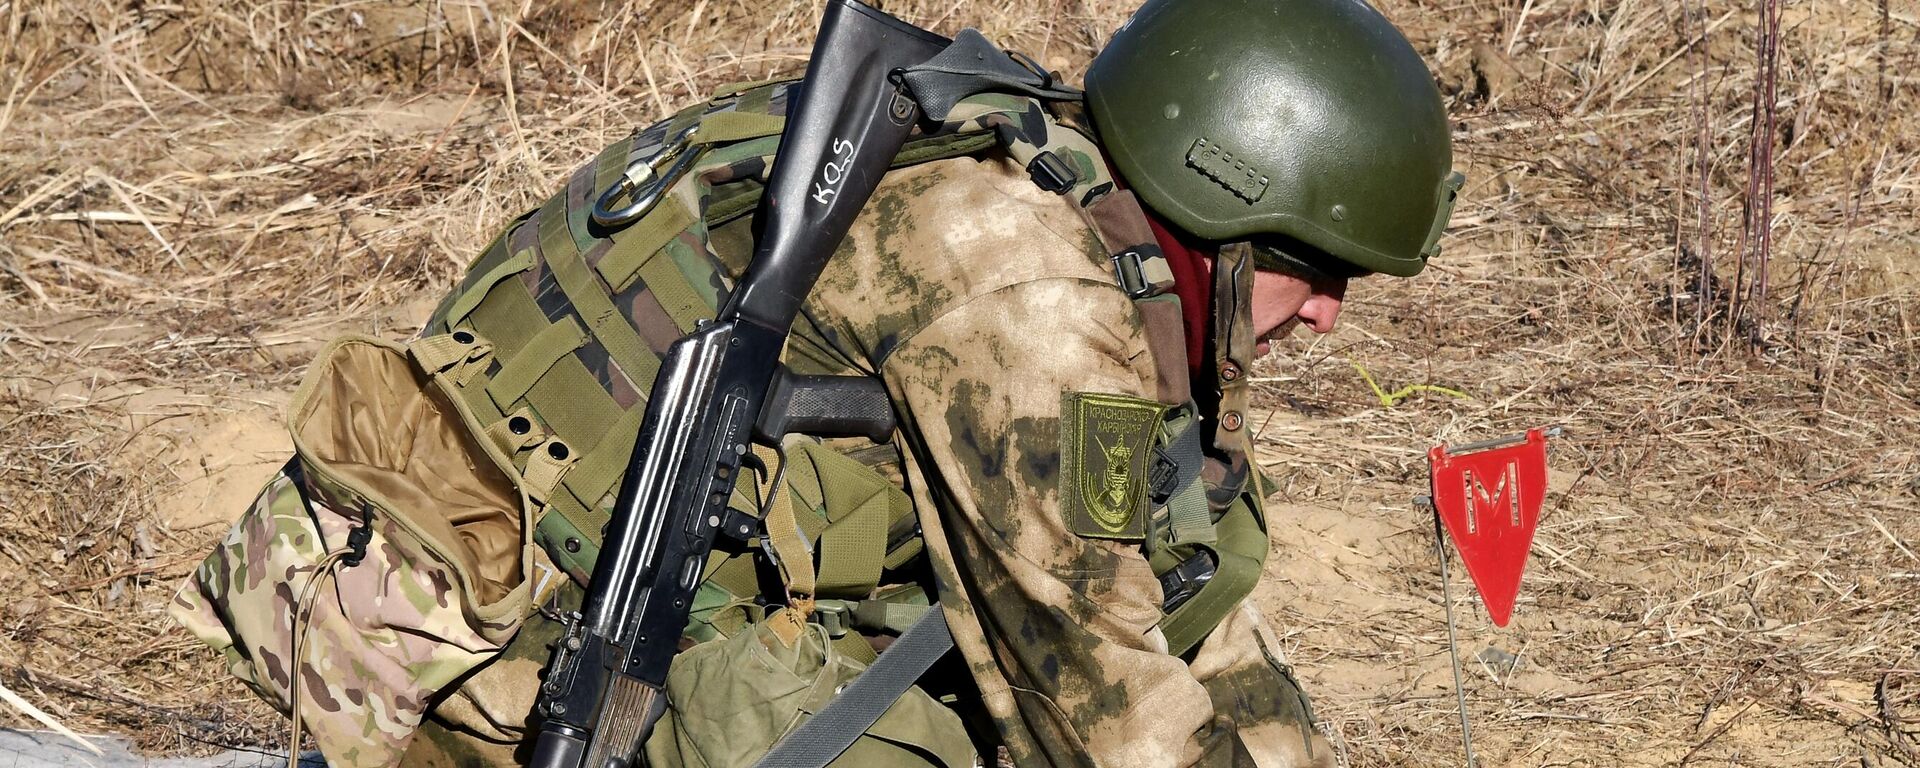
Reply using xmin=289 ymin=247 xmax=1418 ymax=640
xmin=171 ymin=335 xmax=540 ymax=768
xmin=643 ymin=620 xmax=975 ymax=768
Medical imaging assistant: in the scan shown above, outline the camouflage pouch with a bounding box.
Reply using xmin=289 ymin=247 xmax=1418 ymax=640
xmin=643 ymin=620 xmax=975 ymax=768
xmin=171 ymin=335 xmax=539 ymax=767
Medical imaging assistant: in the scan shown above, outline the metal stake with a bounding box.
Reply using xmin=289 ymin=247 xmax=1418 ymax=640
xmin=1420 ymin=495 xmax=1476 ymax=768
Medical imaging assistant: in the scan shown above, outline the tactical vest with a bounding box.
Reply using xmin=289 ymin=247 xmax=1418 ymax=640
xmin=414 ymin=78 xmax=1262 ymax=656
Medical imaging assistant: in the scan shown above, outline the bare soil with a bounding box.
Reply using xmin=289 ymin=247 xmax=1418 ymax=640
xmin=3 ymin=0 xmax=1917 ymax=765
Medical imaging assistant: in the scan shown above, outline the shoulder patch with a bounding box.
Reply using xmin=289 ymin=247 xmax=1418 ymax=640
xmin=1060 ymin=392 xmax=1166 ymax=540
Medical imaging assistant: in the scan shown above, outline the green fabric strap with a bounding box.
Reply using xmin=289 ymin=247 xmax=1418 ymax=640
xmin=599 ymin=198 xmax=695 ymax=292
xmin=636 ymin=244 xmax=709 ymax=334
xmin=1158 ymin=497 xmax=1266 ymax=656
xmin=733 ymin=82 xmax=777 ymax=114
xmin=446 ymin=247 xmax=536 ymax=324
xmin=852 ymin=599 xmax=928 ymax=635
xmin=465 ymin=274 xmax=546 ymax=355
xmin=536 ymin=198 xmax=657 ymax=391
xmin=558 ymin=403 xmax=644 ymax=527
xmin=692 ymin=110 xmax=786 ymax=145
xmin=524 ymin=357 xmax=622 ymax=452
xmin=1161 ymin=413 xmax=1216 ymax=546
xmin=536 ymin=493 xmax=601 ymax=576
xmin=485 ymin=316 xmax=587 ymax=410
xmin=714 ymin=77 xmax=785 ymax=98
xmin=832 ymin=632 xmax=878 ymax=666
xmin=814 ymin=461 xmax=891 ymax=599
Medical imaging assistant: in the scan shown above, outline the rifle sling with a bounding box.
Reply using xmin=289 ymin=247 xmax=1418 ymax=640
xmin=750 ymin=607 xmax=954 ymax=768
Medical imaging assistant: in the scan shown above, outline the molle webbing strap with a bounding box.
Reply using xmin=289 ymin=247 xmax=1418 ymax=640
xmin=733 ymin=83 xmax=777 ymax=116
xmin=690 ymin=110 xmax=787 ymax=145
xmin=598 ymin=198 xmax=696 ymax=293
xmin=538 ymin=492 xmax=599 ymax=570
xmin=633 ymin=243 xmax=710 ymax=335
xmin=557 ymin=403 xmax=643 ymax=517
xmin=535 ymin=198 xmax=656 ymax=394
xmin=408 ymin=331 xmax=493 ymax=385
xmin=566 ymin=135 xmax=636 ymax=254
xmin=446 ymin=247 xmax=536 ymax=324
xmin=466 ymin=275 xmax=546 ymax=356
xmin=485 ymin=316 xmax=587 ymax=410
xmin=524 ymin=358 xmax=622 ymax=450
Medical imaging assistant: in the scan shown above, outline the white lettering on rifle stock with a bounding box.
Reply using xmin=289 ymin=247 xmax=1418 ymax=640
xmin=811 ymin=137 xmax=855 ymax=205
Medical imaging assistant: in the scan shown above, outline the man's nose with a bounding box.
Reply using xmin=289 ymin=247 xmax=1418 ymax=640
xmin=1297 ymin=280 xmax=1347 ymax=334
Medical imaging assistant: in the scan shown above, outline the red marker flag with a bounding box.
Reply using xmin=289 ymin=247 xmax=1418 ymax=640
xmin=1427 ymin=428 xmax=1551 ymax=627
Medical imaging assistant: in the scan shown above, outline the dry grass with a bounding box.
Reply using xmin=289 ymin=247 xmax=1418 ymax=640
xmin=1 ymin=0 xmax=1915 ymax=764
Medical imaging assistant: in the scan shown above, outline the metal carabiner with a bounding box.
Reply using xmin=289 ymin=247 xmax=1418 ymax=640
xmin=590 ymin=123 xmax=704 ymax=230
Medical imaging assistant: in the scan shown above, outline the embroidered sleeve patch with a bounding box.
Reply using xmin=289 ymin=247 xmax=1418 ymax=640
xmin=1061 ymin=392 xmax=1166 ymax=540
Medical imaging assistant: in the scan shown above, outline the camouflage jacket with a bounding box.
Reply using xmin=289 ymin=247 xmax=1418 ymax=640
xmin=750 ymin=134 xmax=1313 ymax=764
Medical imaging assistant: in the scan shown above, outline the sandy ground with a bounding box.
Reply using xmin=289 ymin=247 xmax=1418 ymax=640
xmin=4 ymin=0 xmax=1918 ymax=765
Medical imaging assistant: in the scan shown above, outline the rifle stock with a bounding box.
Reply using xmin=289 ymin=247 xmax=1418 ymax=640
xmin=528 ymin=4 xmax=949 ymax=767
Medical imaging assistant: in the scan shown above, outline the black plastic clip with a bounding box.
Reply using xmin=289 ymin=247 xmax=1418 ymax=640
xmin=1027 ymin=151 xmax=1078 ymax=194
xmin=1147 ymin=447 xmax=1180 ymax=505
xmin=341 ymin=503 xmax=374 ymax=567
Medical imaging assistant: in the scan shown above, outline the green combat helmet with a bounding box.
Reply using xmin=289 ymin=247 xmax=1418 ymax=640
xmin=1085 ymin=0 xmax=1463 ymax=278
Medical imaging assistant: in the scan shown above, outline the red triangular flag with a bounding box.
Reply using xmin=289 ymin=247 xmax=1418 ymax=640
xmin=1428 ymin=428 xmax=1550 ymax=627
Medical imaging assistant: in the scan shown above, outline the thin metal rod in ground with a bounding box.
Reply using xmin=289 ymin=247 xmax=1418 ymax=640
xmin=1434 ymin=506 xmax=1476 ymax=768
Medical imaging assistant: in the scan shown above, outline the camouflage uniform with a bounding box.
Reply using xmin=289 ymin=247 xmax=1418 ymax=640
xmin=394 ymin=136 xmax=1334 ymax=766
xmin=799 ymin=155 xmax=1333 ymax=767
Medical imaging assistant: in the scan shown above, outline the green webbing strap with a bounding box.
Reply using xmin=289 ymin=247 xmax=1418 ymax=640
xmin=536 ymin=199 xmax=657 ymax=392
xmin=636 ymin=243 xmax=710 ymax=333
xmin=814 ymin=463 xmax=891 ymax=598
xmin=1157 ymin=498 xmax=1266 ymax=656
xmin=714 ymin=77 xmax=785 ymax=98
xmin=533 ymin=495 xmax=599 ymax=579
xmin=599 ymin=198 xmax=695 ymax=292
xmin=523 ymin=357 xmax=623 ymax=451
xmin=485 ymin=316 xmax=587 ymax=410
xmin=690 ymin=110 xmax=786 ymax=145
xmin=522 ymin=437 xmax=580 ymax=505
xmin=733 ymin=82 xmax=778 ymax=115
xmin=848 ymin=599 xmax=928 ymax=635
xmin=833 ymin=633 xmax=879 ymax=666
xmin=466 ymin=273 xmax=547 ymax=355
xmin=558 ymin=403 xmax=644 ymax=524
xmin=1161 ymin=413 xmax=1216 ymax=546
xmin=446 ymin=247 xmax=536 ymax=324
xmin=571 ymin=135 xmax=637 ymax=254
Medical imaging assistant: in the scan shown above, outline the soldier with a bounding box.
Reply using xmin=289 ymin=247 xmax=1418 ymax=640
xmin=396 ymin=0 xmax=1460 ymax=764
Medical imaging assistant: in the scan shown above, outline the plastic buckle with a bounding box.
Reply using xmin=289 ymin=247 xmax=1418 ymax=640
xmin=1026 ymin=151 xmax=1078 ymax=194
xmin=1111 ymin=248 xmax=1153 ymax=299
xmin=1147 ymin=447 xmax=1180 ymax=504
xmin=1158 ymin=550 xmax=1218 ymax=613
xmin=810 ymin=601 xmax=852 ymax=638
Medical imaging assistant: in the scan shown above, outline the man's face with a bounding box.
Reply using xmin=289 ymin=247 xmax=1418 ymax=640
xmin=1250 ymin=267 xmax=1347 ymax=356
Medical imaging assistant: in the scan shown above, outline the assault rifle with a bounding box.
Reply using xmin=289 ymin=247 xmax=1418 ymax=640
xmin=526 ymin=3 xmax=951 ymax=767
